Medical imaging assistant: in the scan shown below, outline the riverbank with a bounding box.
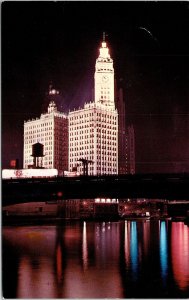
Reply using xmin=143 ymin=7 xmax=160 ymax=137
xmin=2 ymin=215 xmax=121 ymax=226
xmin=3 ymin=215 xmax=189 ymax=227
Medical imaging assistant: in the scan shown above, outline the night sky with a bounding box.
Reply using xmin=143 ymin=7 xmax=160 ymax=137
xmin=2 ymin=1 xmax=189 ymax=172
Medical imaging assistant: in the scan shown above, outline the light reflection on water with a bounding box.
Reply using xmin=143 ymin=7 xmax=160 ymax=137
xmin=130 ymin=222 xmax=138 ymax=281
xmin=159 ymin=221 xmax=168 ymax=283
xmin=2 ymin=221 xmax=189 ymax=298
xmin=171 ymin=222 xmax=189 ymax=291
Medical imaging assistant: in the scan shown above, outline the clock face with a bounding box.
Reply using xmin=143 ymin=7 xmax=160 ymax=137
xmin=102 ymin=75 xmax=109 ymax=82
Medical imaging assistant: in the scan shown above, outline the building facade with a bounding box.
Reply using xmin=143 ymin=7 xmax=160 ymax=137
xmin=115 ymin=86 xmax=136 ymax=174
xmin=23 ymin=38 xmax=135 ymax=176
xmin=126 ymin=124 xmax=135 ymax=174
xmin=69 ymin=39 xmax=118 ymax=175
xmin=23 ymin=100 xmax=68 ymax=172
xmin=115 ymin=87 xmax=127 ymax=174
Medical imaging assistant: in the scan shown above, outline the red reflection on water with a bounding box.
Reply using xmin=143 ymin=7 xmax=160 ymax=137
xmin=3 ymin=223 xmax=124 ymax=298
xmin=142 ymin=221 xmax=150 ymax=256
xmin=61 ymin=222 xmax=123 ymax=298
xmin=56 ymin=243 xmax=62 ymax=283
xmin=17 ymin=256 xmax=56 ymax=298
xmin=124 ymin=221 xmax=130 ymax=265
xmin=171 ymin=222 xmax=189 ymax=291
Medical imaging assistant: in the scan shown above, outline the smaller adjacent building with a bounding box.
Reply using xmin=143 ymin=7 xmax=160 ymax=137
xmin=23 ymin=100 xmax=68 ymax=173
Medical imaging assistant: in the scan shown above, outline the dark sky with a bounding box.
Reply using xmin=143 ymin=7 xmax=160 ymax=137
xmin=2 ymin=1 xmax=189 ymax=172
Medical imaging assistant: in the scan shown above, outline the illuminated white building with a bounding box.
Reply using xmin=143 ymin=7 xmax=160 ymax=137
xmin=69 ymin=38 xmax=118 ymax=175
xmin=23 ymin=98 xmax=68 ymax=172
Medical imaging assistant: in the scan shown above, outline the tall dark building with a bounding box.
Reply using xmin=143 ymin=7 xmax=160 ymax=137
xmin=115 ymin=86 xmax=135 ymax=174
xmin=126 ymin=124 xmax=135 ymax=174
xmin=115 ymin=87 xmax=126 ymax=174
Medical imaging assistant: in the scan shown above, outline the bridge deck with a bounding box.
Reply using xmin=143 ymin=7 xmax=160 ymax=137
xmin=2 ymin=173 xmax=189 ymax=206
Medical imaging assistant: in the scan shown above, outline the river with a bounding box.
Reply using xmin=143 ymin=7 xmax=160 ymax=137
xmin=2 ymin=220 xmax=189 ymax=298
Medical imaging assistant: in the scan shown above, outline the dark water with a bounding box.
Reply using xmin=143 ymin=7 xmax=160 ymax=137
xmin=2 ymin=220 xmax=189 ymax=298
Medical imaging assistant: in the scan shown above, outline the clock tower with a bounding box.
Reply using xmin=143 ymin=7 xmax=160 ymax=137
xmin=94 ymin=35 xmax=115 ymax=109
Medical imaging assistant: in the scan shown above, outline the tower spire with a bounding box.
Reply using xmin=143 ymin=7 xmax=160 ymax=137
xmin=103 ymin=32 xmax=106 ymax=42
xmin=95 ymin=35 xmax=114 ymax=108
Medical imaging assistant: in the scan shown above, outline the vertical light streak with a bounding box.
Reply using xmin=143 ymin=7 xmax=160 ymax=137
xmin=142 ymin=221 xmax=150 ymax=256
xmin=171 ymin=222 xmax=189 ymax=290
xmin=130 ymin=221 xmax=138 ymax=281
xmin=124 ymin=221 xmax=130 ymax=265
xmin=82 ymin=221 xmax=88 ymax=271
xmin=159 ymin=221 xmax=168 ymax=283
xmin=56 ymin=243 xmax=62 ymax=283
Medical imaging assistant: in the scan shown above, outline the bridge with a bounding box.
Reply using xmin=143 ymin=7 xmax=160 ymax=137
xmin=2 ymin=173 xmax=189 ymax=206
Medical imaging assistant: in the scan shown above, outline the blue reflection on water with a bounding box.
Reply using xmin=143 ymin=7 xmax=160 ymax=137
xmin=130 ymin=221 xmax=138 ymax=281
xmin=160 ymin=221 xmax=168 ymax=282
